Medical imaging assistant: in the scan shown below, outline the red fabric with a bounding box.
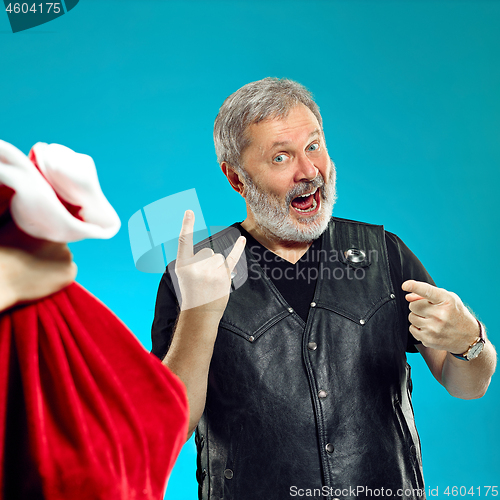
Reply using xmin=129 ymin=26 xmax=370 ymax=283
xmin=0 ymin=283 xmax=188 ymax=499
xmin=0 ymin=185 xmax=15 ymax=220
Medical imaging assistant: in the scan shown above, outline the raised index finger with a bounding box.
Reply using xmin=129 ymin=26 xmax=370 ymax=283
xmin=401 ymin=280 xmax=444 ymax=304
xmin=225 ymin=236 xmax=246 ymax=273
xmin=176 ymin=210 xmax=195 ymax=261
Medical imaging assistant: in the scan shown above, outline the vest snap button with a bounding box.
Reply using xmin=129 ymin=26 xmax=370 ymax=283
xmin=288 ymin=307 xmax=294 ymax=313
xmin=318 ymin=390 xmax=327 ymax=399
xmin=248 ymin=336 xmax=255 ymax=342
xmin=310 ymin=301 xmax=316 ymax=307
xmin=224 ymin=469 xmax=233 ymax=479
xmin=308 ymin=342 xmax=318 ymax=351
xmin=360 ymin=319 xmax=366 ymax=325
xmin=325 ymin=443 xmax=334 ymax=453
xmin=344 ymin=248 xmax=366 ymax=263
xmin=390 ymin=293 xmax=396 ymax=299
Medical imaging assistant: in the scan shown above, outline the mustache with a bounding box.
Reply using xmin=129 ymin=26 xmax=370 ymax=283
xmin=285 ymin=175 xmax=325 ymax=206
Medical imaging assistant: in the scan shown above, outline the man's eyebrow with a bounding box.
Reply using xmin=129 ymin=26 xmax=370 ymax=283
xmin=268 ymin=129 xmax=321 ymax=150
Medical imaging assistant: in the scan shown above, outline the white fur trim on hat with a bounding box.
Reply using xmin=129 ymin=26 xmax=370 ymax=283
xmin=0 ymin=139 xmax=121 ymax=243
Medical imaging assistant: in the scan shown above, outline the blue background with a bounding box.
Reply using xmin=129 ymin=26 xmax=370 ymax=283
xmin=1 ymin=0 xmax=498 ymax=497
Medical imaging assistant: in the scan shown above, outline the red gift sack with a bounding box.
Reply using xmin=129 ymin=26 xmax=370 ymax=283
xmin=0 ymin=141 xmax=188 ymax=499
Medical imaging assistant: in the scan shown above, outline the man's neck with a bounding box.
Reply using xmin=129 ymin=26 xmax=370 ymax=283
xmin=240 ymin=219 xmax=313 ymax=265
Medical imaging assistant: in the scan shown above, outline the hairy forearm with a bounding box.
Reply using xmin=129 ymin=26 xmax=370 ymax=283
xmin=162 ymin=307 xmax=221 ymax=439
xmin=441 ymin=339 xmax=497 ymax=399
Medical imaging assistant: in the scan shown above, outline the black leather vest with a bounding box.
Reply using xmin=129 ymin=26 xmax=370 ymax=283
xmin=190 ymin=217 xmax=425 ymax=500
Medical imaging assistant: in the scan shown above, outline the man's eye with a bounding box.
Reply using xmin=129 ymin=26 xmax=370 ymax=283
xmin=273 ymin=154 xmax=287 ymax=163
xmin=307 ymin=143 xmax=320 ymax=152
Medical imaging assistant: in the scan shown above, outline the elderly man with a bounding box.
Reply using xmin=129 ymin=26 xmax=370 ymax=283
xmin=152 ymin=78 xmax=496 ymax=500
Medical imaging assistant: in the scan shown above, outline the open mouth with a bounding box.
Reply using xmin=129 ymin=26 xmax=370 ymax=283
xmin=290 ymin=187 xmax=321 ymax=214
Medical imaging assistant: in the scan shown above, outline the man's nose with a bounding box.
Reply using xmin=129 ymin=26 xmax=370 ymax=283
xmin=294 ymin=152 xmax=318 ymax=182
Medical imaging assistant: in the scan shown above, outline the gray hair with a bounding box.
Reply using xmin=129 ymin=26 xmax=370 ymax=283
xmin=213 ymin=77 xmax=323 ymax=172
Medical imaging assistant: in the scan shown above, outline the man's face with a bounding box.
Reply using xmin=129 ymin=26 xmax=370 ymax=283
xmin=239 ymin=104 xmax=336 ymax=243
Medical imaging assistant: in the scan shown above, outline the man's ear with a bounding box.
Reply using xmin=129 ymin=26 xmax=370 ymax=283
xmin=221 ymin=162 xmax=245 ymax=196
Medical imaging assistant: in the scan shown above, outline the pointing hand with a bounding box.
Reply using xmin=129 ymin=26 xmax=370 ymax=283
xmin=402 ymin=280 xmax=480 ymax=354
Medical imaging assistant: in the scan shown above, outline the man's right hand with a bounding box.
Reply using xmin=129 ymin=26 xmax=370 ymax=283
xmin=164 ymin=210 xmax=246 ymax=438
xmin=175 ymin=210 xmax=246 ymax=316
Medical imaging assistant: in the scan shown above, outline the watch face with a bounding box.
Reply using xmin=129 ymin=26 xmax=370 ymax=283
xmin=468 ymin=342 xmax=484 ymax=360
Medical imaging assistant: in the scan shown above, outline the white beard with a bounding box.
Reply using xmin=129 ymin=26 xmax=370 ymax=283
xmin=241 ymin=160 xmax=337 ymax=243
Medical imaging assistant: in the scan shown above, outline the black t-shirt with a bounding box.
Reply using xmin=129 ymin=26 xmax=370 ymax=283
xmin=235 ymin=223 xmax=426 ymax=353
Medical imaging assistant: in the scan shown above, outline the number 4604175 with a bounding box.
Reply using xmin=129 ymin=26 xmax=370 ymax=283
xmin=5 ymin=3 xmax=62 ymax=14
xmin=443 ymin=486 xmax=498 ymax=496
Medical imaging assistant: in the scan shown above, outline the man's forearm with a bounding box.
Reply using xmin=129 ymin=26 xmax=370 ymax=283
xmin=441 ymin=338 xmax=497 ymax=399
xmin=162 ymin=307 xmax=221 ymax=439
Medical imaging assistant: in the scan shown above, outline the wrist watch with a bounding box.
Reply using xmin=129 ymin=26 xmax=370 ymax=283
xmin=451 ymin=320 xmax=486 ymax=361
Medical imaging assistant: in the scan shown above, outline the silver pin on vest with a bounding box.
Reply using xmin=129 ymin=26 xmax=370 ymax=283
xmin=344 ymin=248 xmax=367 ymax=264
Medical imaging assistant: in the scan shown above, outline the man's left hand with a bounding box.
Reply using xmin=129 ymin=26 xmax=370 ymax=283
xmin=401 ymin=280 xmax=480 ymax=354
